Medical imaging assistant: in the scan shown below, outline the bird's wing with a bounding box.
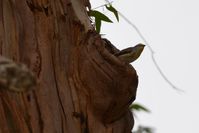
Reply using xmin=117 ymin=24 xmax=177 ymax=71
xmin=114 ymin=47 xmax=133 ymax=56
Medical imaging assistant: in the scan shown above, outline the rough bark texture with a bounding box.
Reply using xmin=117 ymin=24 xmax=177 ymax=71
xmin=0 ymin=0 xmax=138 ymax=133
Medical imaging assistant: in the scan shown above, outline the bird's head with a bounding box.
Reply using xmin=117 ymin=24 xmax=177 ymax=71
xmin=134 ymin=44 xmax=145 ymax=52
xmin=133 ymin=44 xmax=145 ymax=59
xmin=114 ymin=43 xmax=145 ymax=63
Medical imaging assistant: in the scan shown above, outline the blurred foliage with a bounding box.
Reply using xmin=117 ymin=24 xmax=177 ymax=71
xmin=133 ymin=126 xmax=154 ymax=133
xmin=130 ymin=103 xmax=150 ymax=113
xmin=89 ymin=10 xmax=112 ymax=33
xmin=88 ymin=4 xmax=119 ymax=33
xmin=105 ymin=5 xmax=119 ymax=22
xmin=130 ymin=103 xmax=154 ymax=133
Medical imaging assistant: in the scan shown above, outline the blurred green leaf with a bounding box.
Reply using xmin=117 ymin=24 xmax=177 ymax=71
xmin=89 ymin=10 xmax=113 ymax=33
xmin=133 ymin=126 xmax=154 ymax=133
xmin=105 ymin=5 xmax=119 ymax=22
xmin=95 ymin=18 xmax=102 ymax=33
xmin=129 ymin=103 xmax=150 ymax=113
xmin=89 ymin=10 xmax=113 ymax=22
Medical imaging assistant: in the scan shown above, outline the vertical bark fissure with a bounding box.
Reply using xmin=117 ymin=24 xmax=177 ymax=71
xmin=13 ymin=97 xmax=30 ymax=133
xmin=71 ymin=76 xmax=81 ymax=110
xmin=32 ymin=14 xmax=42 ymax=78
xmin=51 ymin=54 xmax=65 ymax=133
xmin=70 ymin=86 xmax=85 ymax=133
xmin=2 ymin=0 xmax=10 ymax=57
xmin=9 ymin=1 xmax=19 ymax=61
xmin=61 ymin=115 xmax=64 ymax=133
xmin=67 ymin=77 xmax=82 ymax=132
xmin=75 ymin=46 xmax=92 ymax=133
xmin=23 ymin=109 xmax=33 ymax=133
xmin=67 ymin=77 xmax=77 ymax=113
xmin=33 ymin=91 xmax=43 ymax=133
xmin=51 ymin=2 xmax=71 ymax=131
xmin=1 ymin=94 xmax=29 ymax=133
xmin=1 ymin=99 xmax=18 ymax=133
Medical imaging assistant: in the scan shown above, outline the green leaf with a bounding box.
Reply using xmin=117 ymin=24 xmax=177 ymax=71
xmin=88 ymin=10 xmax=113 ymax=33
xmin=89 ymin=10 xmax=113 ymax=23
xmin=95 ymin=18 xmax=101 ymax=33
xmin=106 ymin=5 xmax=119 ymax=22
xmin=133 ymin=126 xmax=154 ymax=133
xmin=129 ymin=103 xmax=150 ymax=113
xmin=142 ymin=127 xmax=153 ymax=133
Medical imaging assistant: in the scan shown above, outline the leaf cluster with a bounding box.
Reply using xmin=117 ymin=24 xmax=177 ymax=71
xmin=129 ymin=103 xmax=150 ymax=113
xmin=88 ymin=4 xmax=119 ymax=33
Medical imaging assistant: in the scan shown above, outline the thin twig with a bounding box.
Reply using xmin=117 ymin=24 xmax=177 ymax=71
xmin=101 ymin=0 xmax=183 ymax=92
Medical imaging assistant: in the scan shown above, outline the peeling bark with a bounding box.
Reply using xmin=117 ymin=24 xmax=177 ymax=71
xmin=0 ymin=0 xmax=138 ymax=133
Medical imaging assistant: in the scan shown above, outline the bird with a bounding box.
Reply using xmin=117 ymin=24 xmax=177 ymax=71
xmin=114 ymin=44 xmax=145 ymax=64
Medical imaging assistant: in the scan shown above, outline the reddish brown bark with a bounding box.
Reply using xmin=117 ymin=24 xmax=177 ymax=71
xmin=0 ymin=0 xmax=138 ymax=132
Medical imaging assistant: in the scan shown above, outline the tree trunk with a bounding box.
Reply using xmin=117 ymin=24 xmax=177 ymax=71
xmin=0 ymin=0 xmax=138 ymax=133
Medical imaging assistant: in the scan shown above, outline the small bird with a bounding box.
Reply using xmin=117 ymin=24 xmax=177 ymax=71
xmin=114 ymin=44 xmax=145 ymax=64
